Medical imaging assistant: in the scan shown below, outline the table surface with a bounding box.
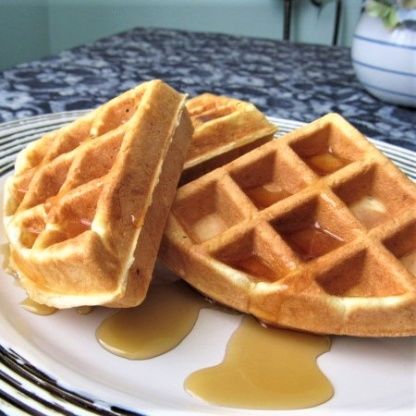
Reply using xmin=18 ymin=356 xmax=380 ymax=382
xmin=0 ymin=27 xmax=414 ymax=150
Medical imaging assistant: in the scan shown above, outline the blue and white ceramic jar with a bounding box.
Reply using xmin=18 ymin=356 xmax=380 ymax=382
xmin=351 ymin=13 xmax=416 ymax=107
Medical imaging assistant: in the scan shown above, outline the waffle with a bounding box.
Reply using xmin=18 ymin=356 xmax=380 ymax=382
xmin=161 ymin=113 xmax=416 ymax=336
xmin=182 ymin=93 xmax=277 ymax=184
xmin=3 ymin=80 xmax=193 ymax=308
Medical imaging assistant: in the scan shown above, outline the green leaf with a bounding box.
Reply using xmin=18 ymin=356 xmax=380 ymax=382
xmin=365 ymin=0 xmax=401 ymax=29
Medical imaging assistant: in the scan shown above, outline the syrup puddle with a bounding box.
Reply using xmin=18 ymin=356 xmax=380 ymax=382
xmin=20 ymin=298 xmax=57 ymax=316
xmin=2 ymin=236 xmax=334 ymax=409
xmin=96 ymin=279 xmax=333 ymax=409
xmin=185 ymin=316 xmax=333 ymax=409
xmin=96 ymin=280 xmax=208 ymax=359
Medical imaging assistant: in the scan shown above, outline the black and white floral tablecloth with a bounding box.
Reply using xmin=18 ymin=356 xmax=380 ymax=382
xmin=0 ymin=28 xmax=414 ymax=150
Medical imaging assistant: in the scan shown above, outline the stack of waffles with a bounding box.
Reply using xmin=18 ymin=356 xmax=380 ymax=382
xmin=3 ymin=83 xmax=277 ymax=309
xmin=161 ymin=113 xmax=416 ymax=336
xmin=4 ymin=78 xmax=415 ymax=336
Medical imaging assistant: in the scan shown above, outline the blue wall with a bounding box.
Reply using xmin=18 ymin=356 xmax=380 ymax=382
xmin=0 ymin=0 xmax=49 ymax=70
xmin=0 ymin=0 xmax=363 ymax=71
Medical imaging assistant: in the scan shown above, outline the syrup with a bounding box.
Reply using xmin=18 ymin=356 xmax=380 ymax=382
xmin=20 ymin=298 xmax=57 ymax=316
xmin=305 ymin=149 xmax=349 ymax=176
xmin=96 ymin=281 xmax=207 ymax=359
xmin=280 ymin=221 xmax=344 ymax=260
xmin=226 ymin=253 xmax=283 ymax=281
xmin=192 ymin=213 xmax=227 ymax=242
xmin=96 ymin=279 xmax=333 ymax=409
xmin=245 ymin=183 xmax=291 ymax=209
xmin=350 ymin=196 xmax=389 ymax=229
xmin=185 ymin=315 xmax=333 ymax=409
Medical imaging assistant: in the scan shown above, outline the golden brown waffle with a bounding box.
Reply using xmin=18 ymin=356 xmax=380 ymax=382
xmin=161 ymin=113 xmax=416 ymax=336
xmin=4 ymin=80 xmax=193 ymax=308
xmin=182 ymin=93 xmax=277 ymax=184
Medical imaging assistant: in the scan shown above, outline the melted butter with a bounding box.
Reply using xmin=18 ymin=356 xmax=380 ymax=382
xmin=305 ymin=149 xmax=349 ymax=176
xmin=185 ymin=316 xmax=333 ymax=409
xmin=96 ymin=281 xmax=207 ymax=359
xmin=350 ymin=196 xmax=389 ymax=229
xmin=191 ymin=213 xmax=227 ymax=242
xmin=245 ymin=183 xmax=291 ymax=209
xmin=20 ymin=298 xmax=57 ymax=316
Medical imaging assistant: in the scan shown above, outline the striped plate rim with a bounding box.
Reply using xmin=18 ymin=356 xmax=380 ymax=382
xmin=0 ymin=111 xmax=414 ymax=415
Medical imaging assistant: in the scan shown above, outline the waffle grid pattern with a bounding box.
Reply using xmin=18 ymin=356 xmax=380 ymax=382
xmin=181 ymin=93 xmax=277 ymax=183
xmin=163 ymin=113 xmax=416 ymax=336
xmin=4 ymin=80 xmax=192 ymax=308
xmin=5 ymin=85 xmax=147 ymax=260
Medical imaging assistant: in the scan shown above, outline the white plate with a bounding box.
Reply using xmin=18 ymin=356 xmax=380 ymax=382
xmin=0 ymin=113 xmax=415 ymax=416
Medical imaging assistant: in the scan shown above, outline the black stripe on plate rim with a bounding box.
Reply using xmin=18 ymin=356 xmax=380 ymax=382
xmin=0 ymin=387 xmax=46 ymax=416
xmin=0 ymin=346 xmax=145 ymax=416
xmin=0 ymin=127 xmax=63 ymax=149
xmin=0 ymin=365 xmax=72 ymax=416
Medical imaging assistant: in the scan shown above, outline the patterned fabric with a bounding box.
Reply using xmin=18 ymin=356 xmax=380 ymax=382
xmin=0 ymin=28 xmax=414 ymax=150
